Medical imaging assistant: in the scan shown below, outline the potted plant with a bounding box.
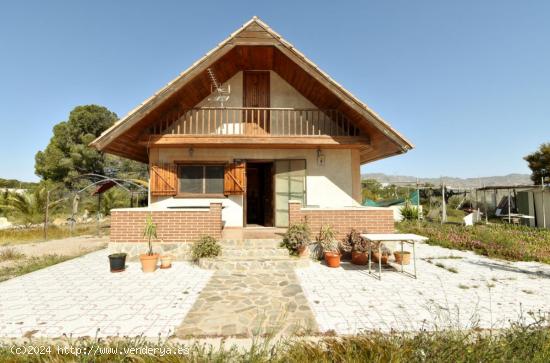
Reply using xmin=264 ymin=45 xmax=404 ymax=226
xmin=394 ymin=250 xmax=411 ymax=265
xmin=281 ymin=222 xmax=311 ymax=257
xmin=108 ymin=252 xmax=127 ymax=272
xmin=351 ymin=239 xmax=369 ymax=265
xmin=160 ymin=255 xmax=173 ymax=269
xmin=140 ymin=214 xmax=159 ymax=272
xmin=343 ymin=229 xmax=369 ymax=265
xmin=372 ymin=243 xmax=391 ymax=265
xmin=318 ymin=225 xmax=340 ymax=268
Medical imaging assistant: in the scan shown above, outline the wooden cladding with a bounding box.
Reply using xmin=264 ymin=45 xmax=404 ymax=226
xmin=150 ymin=163 xmax=178 ymax=196
xmin=224 ymin=162 xmax=246 ymax=195
xmin=150 ymin=108 xmax=361 ymax=137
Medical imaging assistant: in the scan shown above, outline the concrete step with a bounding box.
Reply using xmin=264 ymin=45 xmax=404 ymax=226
xmin=220 ymin=239 xmax=283 ymax=249
xmin=198 ymin=256 xmax=310 ymax=271
xmin=220 ymin=247 xmax=290 ymax=258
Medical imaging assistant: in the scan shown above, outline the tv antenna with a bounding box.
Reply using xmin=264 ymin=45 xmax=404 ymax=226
xmin=207 ymin=68 xmax=231 ymax=107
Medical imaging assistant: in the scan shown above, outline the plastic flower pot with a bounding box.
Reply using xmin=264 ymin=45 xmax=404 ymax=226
xmin=108 ymin=253 xmax=127 ymax=273
xmin=351 ymin=251 xmax=369 ymax=265
xmin=324 ymin=251 xmax=341 ymax=268
xmin=140 ymin=254 xmax=159 ymax=272
xmin=394 ymin=251 xmax=411 ymax=265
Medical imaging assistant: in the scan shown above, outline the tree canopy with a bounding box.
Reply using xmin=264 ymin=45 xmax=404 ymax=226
xmin=524 ymin=143 xmax=550 ymax=185
xmin=35 ymin=105 xmax=147 ymax=184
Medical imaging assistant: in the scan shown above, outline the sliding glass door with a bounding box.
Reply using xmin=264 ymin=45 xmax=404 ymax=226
xmin=275 ymin=160 xmax=306 ymax=227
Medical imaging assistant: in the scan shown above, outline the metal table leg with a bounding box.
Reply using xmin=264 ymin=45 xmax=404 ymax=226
xmin=413 ymin=241 xmax=417 ymax=279
xmin=400 ymin=241 xmax=404 ymax=274
xmin=378 ymin=243 xmax=382 ymax=280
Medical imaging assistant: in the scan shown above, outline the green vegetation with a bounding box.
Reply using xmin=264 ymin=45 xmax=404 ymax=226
xmin=0 ymin=178 xmax=36 ymax=189
xmin=191 ymin=236 xmax=222 ymax=262
xmin=0 ymin=248 xmax=25 ymax=261
xmin=399 ymin=221 xmax=550 ymax=263
xmin=0 ymin=254 xmax=82 ymax=282
xmin=1 ymin=321 xmax=550 ymax=362
xmin=34 ymin=105 xmax=146 ymax=184
xmin=281 ymin=221 xmax=311 ymax=255
xmin=0 ymin=224 xmax=101 ymax=246
xmin=524 ymin=142 xmax=550 ymax=184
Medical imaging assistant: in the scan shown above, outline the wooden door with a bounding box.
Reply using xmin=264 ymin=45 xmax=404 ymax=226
xmin=243 ymin=71 xmax=270 ymax=135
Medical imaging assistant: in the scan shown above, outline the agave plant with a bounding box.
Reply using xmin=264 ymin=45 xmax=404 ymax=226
xmin=143 ymin=214 xmax=157 ymax=256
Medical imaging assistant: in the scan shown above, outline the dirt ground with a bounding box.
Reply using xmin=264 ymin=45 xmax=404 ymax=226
xmin=0 ymin=235 xmax=108 ymax=268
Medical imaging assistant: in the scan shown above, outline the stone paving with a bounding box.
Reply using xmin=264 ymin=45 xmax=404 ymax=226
xmin=296 ymin=243 xmax=550 ymax=334
xmin=176 ymin=270 xmax=317 ymax=338
xmin=0 ymin=250 xmax=212 ymax=338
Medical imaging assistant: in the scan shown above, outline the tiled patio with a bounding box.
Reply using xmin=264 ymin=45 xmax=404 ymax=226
xmin=296 ymin=243 xmax=550 ymax=334
xmin=0 ymin=250 xmax=212 ymax=338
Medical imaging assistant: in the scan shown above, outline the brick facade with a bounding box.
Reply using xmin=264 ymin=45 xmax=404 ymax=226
xmin=288 ymin=201 xmax=394 ymax=240
xmin=110 ymin=203 xmax=222 ymax=243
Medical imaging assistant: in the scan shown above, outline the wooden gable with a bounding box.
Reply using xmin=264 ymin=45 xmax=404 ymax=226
xmin=90 ymin=17 xmax=413 ymax=165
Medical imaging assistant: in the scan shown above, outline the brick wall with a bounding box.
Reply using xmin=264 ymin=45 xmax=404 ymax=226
xmin=110 ymin=203 xmax=222 ymax=243
xmin=288 ymin=201 xmax=394 ymax=240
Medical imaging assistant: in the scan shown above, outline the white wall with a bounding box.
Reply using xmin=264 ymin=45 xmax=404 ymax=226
xmin=150 ymin=147 xmax=360 ymax=227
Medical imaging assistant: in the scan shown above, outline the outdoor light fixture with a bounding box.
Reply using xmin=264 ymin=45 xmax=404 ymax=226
xmin=316 ymin=148 xmax=325 ymax=166
xmin=188 ymin=147 xmax=194 ymax=157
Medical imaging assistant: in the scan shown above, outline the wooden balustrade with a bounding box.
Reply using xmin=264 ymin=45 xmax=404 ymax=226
xmin=149 ymin=107 xmax=360 ymax=137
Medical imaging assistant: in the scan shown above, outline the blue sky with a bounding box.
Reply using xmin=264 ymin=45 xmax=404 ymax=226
xmin=0 ymin=0 xmax=548 ymax=182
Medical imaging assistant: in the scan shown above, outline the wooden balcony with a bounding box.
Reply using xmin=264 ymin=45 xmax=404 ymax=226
xmin=143 ymin=107 xmax=370 ymax=148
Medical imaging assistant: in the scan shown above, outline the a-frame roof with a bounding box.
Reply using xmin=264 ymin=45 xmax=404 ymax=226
xmin=90 ymin=16 xmax=413 ymax=164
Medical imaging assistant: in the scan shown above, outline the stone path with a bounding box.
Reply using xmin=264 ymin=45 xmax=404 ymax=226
xmin=176 ymin=269 xmax=318 ymax=338
xmin=296 ymin=243 xmax=550 ymax=334
xmin=0 ymin=250 xmax=212 ymax=338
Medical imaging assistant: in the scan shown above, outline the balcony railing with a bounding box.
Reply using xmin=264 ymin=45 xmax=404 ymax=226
xmin=149 ymin=107 xmax=361 ymax=137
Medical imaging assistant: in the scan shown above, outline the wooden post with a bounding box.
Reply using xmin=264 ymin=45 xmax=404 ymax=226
xmin=508 ymin=188 xmax=512 ymax=224
xmin=542 ymin=177 xmax=547 ymax=229
xmin=97 ymin=193 xmax=102 ymax=237
xmin=416 ymin=178 xmax=420 ymax=223
xmin=441 ymin=180 xmax=447 ymax=224
xmin=484 ymin=189 xmax=488 ymax=224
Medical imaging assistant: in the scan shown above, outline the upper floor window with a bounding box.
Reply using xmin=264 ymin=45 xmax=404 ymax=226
xmin=178 ymin=164 xmax=224 ymax=196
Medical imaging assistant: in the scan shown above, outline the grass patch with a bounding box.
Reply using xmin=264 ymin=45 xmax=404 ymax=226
xmin=0 ymin=224 xmax=105 ymax=246
xmin=0 ymin=255 xmax=73 ymax=282
xmin=1 ymin=322 xmax=550 ymax=362
xmin=0 ymin=247 xmax=25 ymax=261
xmin=458 ymin=284 xmax=470 ymax=289
xmin=398 ymin=221 xmax=550 ymax=263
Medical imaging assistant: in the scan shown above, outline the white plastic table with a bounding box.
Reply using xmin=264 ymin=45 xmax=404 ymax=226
xmin=360 ymin=233 xmax=428 ymax=279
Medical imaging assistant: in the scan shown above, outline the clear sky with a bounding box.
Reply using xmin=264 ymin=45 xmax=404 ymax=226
xmin=1 ymin=0 xmax=549 ymax=182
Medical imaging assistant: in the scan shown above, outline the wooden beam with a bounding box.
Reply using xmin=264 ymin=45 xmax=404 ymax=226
xmin=139 ymin=135 xmax=370 ymax=149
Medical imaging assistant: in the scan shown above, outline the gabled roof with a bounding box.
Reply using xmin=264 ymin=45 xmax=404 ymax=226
xmin=90 ymin=16 xmax=413 ymax=163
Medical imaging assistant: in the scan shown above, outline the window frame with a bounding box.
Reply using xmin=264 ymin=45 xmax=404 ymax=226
xmin=175 ymin=161 xmax=226 ymax=198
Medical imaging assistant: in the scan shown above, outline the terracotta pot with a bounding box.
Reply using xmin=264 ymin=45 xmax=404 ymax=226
xmin=394 ymin=251 xmax=411 ymax=265
xmin=324 ymin=252 xmax=341 ymax=268
xmin=140 ymin=254 xmax=159 ymax=272
xmin=351 ymin=251 xmax=368 ymax=265
xmin=160 ymin=255 xmax=173 ymax=269
xmin=372 ymin=252 xmax=389 ymax=265
xmin=297 ymin=245 xmax=309 ymax=258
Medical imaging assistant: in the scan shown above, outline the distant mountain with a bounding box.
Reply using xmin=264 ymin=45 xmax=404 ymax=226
xmin=362 ymin=173 xmax=533 ymax=188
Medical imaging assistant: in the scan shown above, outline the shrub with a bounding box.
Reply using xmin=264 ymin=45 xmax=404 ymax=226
xmin=342 ymin=228 xmax=363 ymax=253
xmin=353 ymin=238 xmax=369 ymax=253
xmin=191 ymin=236 xmax=221 ymax=262
xmin=281 ymin=222 xmax=311 ymax=255
xmin=400 ymin=202 xmax=419 ymax=220
xmin=317 ymin=225 xmax=338 ymax=253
